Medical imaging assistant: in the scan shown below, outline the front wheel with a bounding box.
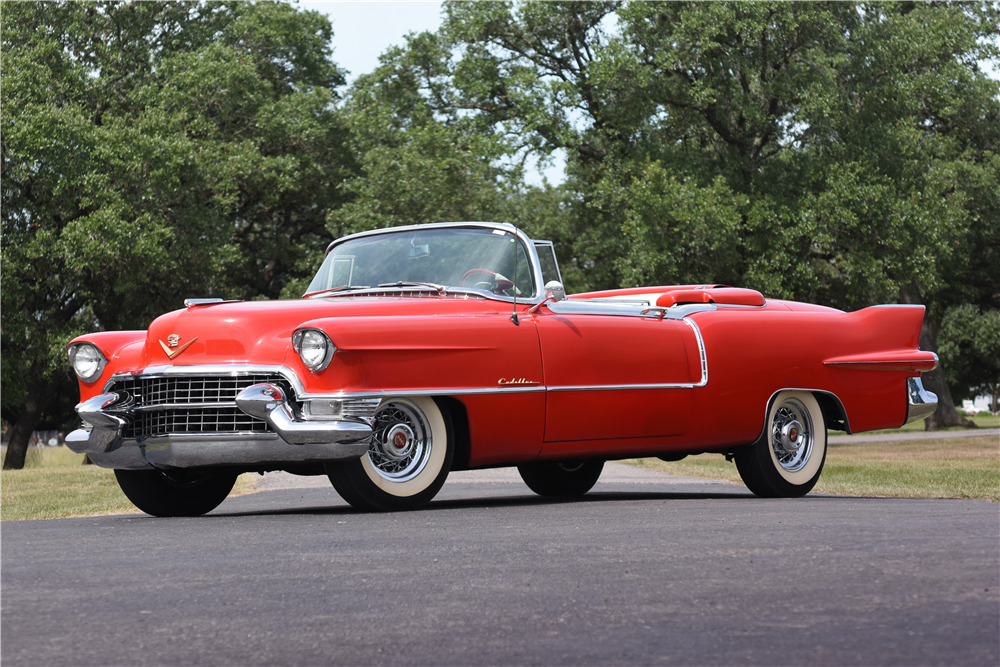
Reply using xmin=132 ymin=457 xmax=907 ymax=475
xmin=517 ymin=460 xmax=605 ymax=497
xmin=734 ymin=391 xmax=827 ymax=497
xmin=114 ymin=469 xmax=237 ymax=517
xmin=327 ymin=397 xmax=452 ymax=511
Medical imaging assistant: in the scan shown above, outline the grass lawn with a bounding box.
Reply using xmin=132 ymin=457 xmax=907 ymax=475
xmin=627 ymin=436 xmax=1000 ymax=502
xmin=0 ymin=447 xmax=257 ymax=521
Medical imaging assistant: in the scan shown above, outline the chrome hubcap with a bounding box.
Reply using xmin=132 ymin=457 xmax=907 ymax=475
xmin=368 ymin=400 xmax=431 ymax=483
xmin=771 ymin=400 xmax=813 ymax=473
xmin=382 ymin=424 xmax=416 ymax=461
xmin=780 ymin=420 xmax=803 ymax=453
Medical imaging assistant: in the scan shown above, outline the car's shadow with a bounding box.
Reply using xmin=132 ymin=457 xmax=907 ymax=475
xmin=200 ymin=486 xmax=769 ymax=519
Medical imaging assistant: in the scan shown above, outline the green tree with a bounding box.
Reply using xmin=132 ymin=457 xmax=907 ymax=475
xmin=939 ymin=304 xmax=1000 ymax=412
xmin=328 ymin=31 xmax=522 ymax=241
xmin=443 ymin=1 xmax=628 ymax=290
xmin=426 ymin=0 xmax=999 ymax=427
xmin=805 ymin=1 xmax=1000 ymax=427
xmin=1 ymin=1 xmax=351 ymax=468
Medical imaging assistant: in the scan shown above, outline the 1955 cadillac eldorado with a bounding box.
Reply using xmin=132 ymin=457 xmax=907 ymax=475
xmin=66 ymin=222 xmax=939 ymax=515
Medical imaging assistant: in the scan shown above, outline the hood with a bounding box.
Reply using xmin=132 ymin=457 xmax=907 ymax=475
xmin=141 ymin=295 xmax=505 ymax=368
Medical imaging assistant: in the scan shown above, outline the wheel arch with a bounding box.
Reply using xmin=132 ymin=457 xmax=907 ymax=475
xmin=434 ymin=396 xmax=471 ymax=471
xmin=756 ymin=388 xmax=850 ymax=443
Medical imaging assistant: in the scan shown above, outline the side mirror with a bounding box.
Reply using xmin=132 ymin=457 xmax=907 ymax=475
xmin=544 ymin=281 xmax=566 ymax=301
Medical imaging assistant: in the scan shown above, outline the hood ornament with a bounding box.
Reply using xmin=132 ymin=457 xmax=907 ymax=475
xmin=159 ymin=334 xmax=198 ymax=359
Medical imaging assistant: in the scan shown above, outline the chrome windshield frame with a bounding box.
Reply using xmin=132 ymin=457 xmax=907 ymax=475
xmin=307 ymin=222 xmax=549 ymax=305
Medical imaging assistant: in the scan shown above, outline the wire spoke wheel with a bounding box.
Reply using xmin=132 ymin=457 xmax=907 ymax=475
xmin=769 ymin=399 xmax=815 ymax=473
xmin=734 ymin=391 xmax=827 ymax=498
xmin=327 ymin=397 xmax=452 ymax=511
xmin=367 ymin=402 xmax=431 ymax=483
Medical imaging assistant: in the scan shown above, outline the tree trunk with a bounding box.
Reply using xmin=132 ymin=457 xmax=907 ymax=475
xmin=916 ymin=312 xmax=977 ymax=431
xmin=897 ymin=287 xmax=977 ymax=431
xmin=3 ymin=377 xmax=44 ymax=470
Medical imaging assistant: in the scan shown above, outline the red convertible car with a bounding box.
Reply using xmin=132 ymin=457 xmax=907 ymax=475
xmin=66 ymin=222 xmax=938 ymax=515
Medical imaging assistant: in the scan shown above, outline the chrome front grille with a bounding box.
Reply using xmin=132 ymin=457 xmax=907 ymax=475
xmin=106 ymin=373 xmax=293 ymax=439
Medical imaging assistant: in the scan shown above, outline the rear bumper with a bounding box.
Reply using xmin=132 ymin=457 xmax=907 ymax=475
xmin=905 ymin=377 xmax=938 ymax=424
xmin=65 ymin=384 xmax=373 ymax=470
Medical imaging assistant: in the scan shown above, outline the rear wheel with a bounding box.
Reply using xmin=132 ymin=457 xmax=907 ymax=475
xmin=327 ymin=397 xmax=452 ymax=511
xmin=114 ymin=469 xmax=237 ymax=517
xmin=734 ymin=391 xmax=827 ymax=497
xmin=518 ymin=460 xmax=605 ymax=497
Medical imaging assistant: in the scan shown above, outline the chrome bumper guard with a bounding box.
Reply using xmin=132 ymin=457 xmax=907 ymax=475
xmin=905 ymin=376 xmax=938 ymax=424
xmin=65 ymin=383 xmax=373 ymax=470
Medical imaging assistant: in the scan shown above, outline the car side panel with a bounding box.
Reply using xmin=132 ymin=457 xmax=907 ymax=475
xmin=681 ymin=304 xmax=931 ymax=450
xmin=459 ymin=392 xmax=546 ymax=466
xmin=524 ymin=302 xmax=931 ymax=462
xmin=309 ymin=310 xmax=548 ymax=464
xmin=534 ymin=311 xmax=701 ymax=445
xmin=306 ymin=311 xmax=543 ymax=395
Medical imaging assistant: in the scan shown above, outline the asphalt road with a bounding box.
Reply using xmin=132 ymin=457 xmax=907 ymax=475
xmin=2 ymin=463 xmax=998 ymax=666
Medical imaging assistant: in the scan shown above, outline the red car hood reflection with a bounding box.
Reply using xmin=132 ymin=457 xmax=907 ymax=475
xmin=141 ymin=296 xmax=506 ymax=367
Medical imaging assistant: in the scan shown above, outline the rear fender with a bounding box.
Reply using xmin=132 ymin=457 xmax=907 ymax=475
xmin=754 ymin=389 xmax=850 ymax=445
xmin=823 ymin=305 xmax=937 ymax=375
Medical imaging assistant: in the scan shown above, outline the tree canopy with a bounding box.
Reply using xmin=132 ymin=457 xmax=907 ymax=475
xmin=372 ymin=0 xmax=1000 ymax=425
xmin=1 ymin=0 xmax=353 ymax=467
xmin=2 ymin=1 xmax=998 ymax=467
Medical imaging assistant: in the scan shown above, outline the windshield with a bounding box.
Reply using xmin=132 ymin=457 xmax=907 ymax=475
xmin=306 ymin=227 xmax=537 ymax=298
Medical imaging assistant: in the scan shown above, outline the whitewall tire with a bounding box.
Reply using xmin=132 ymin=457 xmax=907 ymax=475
xmin=327 ymin=397 xmax=452 ymax=511
xmin=735 ymin=391 xmax=827 ymax=497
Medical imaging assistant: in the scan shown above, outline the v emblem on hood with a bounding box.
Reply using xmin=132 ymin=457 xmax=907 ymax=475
xmin=159 ymin=336 xmax=198 ymax=359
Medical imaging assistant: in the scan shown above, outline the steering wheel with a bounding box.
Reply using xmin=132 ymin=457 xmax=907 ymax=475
xmin=461 ymin=268 xmax=514 ymax=295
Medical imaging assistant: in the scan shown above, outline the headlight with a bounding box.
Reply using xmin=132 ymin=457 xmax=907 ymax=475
xmin=292 ymin=329 xmax=336 ymax=372
xmin=68 ymin=343 xmax=108 ymax=383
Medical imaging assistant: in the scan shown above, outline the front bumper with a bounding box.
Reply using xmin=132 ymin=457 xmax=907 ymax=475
xmin=66 ymin=383 xmax=373 ymax=470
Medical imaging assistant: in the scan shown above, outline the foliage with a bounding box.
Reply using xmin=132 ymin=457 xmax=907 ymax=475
xmin=939 ymin=304 xmax=1000 ymax=407
xmin=2 ymin=1 xmax=998 ymax=469
xmin=431 ymin=1 xmax=1000 ymax=303
xmin=326 ymin=31 xmax=523 ymax=243
xmin=1 ymin=1 xmax=353 ymax=467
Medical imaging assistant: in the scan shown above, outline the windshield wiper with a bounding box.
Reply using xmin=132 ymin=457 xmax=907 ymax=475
xmin=307 ymin=285 xmax=370 ymax=298
xmin=376 ymin=281 xmax=448 ymax=295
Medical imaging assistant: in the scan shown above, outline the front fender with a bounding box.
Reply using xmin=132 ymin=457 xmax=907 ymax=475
xmin=68 ymin=331 xmax=146 ymax=399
